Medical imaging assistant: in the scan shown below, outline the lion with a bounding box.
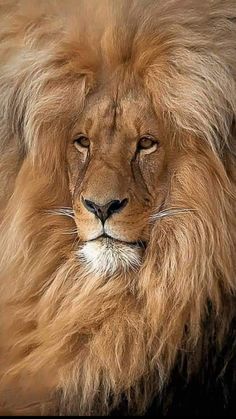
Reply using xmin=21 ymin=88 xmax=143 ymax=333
xmin=0 ymin=0 xmax=236 ymax=416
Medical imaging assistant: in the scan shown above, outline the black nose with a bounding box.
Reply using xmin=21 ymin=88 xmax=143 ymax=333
xmin=82 ymin=197 xmax=128 ymax=223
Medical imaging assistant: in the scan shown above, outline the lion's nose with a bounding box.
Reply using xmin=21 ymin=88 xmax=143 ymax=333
xmin=82 ymin=197 xmax=128 ymax=223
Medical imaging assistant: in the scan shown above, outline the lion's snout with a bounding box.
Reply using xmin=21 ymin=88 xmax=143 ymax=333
xmin=81 ymin=196 xmax=128 ymax=224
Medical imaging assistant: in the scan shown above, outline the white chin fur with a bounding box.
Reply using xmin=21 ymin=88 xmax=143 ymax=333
xmin=78 ymin=238 xmax=142 ymax=276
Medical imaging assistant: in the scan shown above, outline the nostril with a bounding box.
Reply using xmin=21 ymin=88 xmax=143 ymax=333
xmin=108 ymin=198 xmax=128 ymax=215
xmin=82 ymin=196 xmax=128 ymax=223
xmin=82 ymin=197 xmax=97 ymax=214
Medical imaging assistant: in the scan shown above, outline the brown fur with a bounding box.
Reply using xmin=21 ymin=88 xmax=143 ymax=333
xmin=0 ymin=0 xmax=236 ymax=415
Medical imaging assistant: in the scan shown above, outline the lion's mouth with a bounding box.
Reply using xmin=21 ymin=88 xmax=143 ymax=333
xmin=89 ymin=233 xmax=147 ymax=249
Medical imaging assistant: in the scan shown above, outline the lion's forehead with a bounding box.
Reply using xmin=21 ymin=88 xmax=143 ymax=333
xmin=77 ymin=91 xmax=158 ymax=141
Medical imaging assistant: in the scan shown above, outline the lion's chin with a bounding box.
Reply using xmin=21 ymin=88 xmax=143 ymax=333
xmin=78 ymin=237 xmax=142 ymax=275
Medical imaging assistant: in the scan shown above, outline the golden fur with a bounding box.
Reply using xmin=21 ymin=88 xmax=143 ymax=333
xmin=0 ymin=0 xmax=236 ymax=415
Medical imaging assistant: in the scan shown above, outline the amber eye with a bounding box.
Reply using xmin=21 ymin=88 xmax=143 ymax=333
xmin=74 ymin=135 xmax=90 ymax=150
xmin=138 ymin=136 xmax=158 ymax=152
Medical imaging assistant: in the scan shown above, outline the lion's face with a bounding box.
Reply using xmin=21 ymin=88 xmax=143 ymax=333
xmin=66 ymin=85 xmax=167 ymax=274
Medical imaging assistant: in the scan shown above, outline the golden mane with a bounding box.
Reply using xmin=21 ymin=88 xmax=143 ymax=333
xmin=0 ymin=0 xmax=236 ymax=415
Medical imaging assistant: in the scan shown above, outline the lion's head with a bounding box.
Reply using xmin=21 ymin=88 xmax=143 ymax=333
xmin=0 ymin=0 xmax=236 ymax=416
xmin=68 ymin=84 xmax=167 ymax=275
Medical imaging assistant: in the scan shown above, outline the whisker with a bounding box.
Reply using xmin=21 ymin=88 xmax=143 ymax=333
xmin=150 ymin=207 xmax=196 ymax=222
xmin=45 ymin=207 xmax=75 ymax=221
xmin=61 ymin=229 xmax=78 ymax=236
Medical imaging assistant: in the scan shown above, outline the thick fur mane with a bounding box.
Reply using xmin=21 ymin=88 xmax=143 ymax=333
xmin=0 ymin=0 xmax=236 ymax=415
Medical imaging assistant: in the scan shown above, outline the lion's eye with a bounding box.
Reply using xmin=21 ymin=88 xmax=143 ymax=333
xmin=74 ymin=135 xmax=90 ymax=150
xmin=138 ymin=136 xmax=158 ymax=153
